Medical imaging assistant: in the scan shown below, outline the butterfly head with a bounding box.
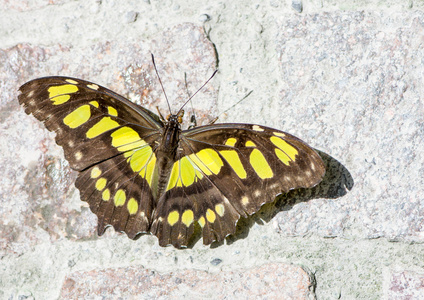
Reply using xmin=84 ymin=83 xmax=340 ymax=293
xmin=150 ymin=54 xmax=217 ymax=131
xmin=166 ymin=109 xmax=184 ymax=126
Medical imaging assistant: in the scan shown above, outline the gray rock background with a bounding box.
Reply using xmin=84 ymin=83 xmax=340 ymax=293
xmin=1 ymin=0 xmax=424 ymax=299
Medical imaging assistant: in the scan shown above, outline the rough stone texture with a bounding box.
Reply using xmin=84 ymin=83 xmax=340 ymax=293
xmin=273 ymin=11 xmax=424 ymax=242
xmin=1 ymin=1 xmax=424 ymax=299
xmin=1 ymin=0 xmax=67 ymax=11
xmin=386 ymin=270 xmax=424 ymax=299
xmin=60 ymin=263 xmax=314 ymax=299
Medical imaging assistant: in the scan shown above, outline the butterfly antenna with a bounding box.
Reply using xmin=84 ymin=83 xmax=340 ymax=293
xmin=183 ymin=72 xmax=195 ymax=113
xmin=177 ymin=69 xmax=218 ymax=115
xmin=209 ymin=90 xmax=253 ymax=124
xmin=151 ymin=53 xmax=172 ymax=113
xmin=184 ymin=72 xmax=197 ymax=128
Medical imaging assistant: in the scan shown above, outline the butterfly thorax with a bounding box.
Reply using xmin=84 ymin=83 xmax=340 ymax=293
xmin=152 ymin=114 xmax=182 ymax=201
xmin=159 ymin=114 xmax=181 ymax=153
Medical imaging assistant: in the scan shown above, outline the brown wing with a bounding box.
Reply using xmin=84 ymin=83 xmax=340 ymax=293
xmin=19 ymin=76 xmax=162 ymax=237
xmin=151 ymin=123 xmax=325 ymax=247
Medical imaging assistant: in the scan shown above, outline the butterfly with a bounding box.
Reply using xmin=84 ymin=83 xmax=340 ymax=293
xmin=18 ymin=70 xmax=325 ymax=248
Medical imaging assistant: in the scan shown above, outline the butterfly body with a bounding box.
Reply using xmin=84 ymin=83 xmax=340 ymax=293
xmin=18 ymin=76 xmax=325 ymax=248
xmin=153 ymin=114 xmax=182 ymax=201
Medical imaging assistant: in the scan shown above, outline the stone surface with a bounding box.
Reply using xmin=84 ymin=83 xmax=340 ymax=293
xmin=60 ymin=263 xmax=314 ymax=299
xmin=1 ymin=1 xmax=424 ymax=300
xmin=273 ymin=11 xmax=424 ymax=242
xmin=386 ymin=270 xmax=424 ymax=299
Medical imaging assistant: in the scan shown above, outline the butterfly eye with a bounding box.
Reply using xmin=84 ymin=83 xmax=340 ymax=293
xmin=176 ymin=109 xmax=184 ymax=123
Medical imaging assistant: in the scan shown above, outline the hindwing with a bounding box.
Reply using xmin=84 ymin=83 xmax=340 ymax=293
xmin=151 ymin=123 xmax=325 ymax=247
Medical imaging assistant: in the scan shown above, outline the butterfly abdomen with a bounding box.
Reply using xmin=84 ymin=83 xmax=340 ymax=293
xmin=152 ymin=152 xmax=177 ymax=201
xmin=152 ymin=115 xmax=182 ymax=201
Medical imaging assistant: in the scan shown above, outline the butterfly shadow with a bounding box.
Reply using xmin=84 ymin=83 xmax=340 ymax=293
xmin=209 ymin=150 xmax=354 ymax=248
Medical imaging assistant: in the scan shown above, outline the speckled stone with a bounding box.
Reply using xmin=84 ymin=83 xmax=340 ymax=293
xmin=60 ymin=263 xmax=314 ymax=299
xmin=386 ymin=270 xmax=424 ymax=299
xmin=1 ymin=2 xmax=424 ymax=299
xmin=274 ymin=11 xmax=424 ymax=243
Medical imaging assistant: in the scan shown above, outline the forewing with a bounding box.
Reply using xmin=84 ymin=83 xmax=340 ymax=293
xmin=18 ymin=76 xmax=162 ymax=237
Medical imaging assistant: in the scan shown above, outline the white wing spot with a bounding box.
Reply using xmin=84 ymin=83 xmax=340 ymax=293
xmin=65 ymin=79 xmax=78 ymax=84
xmin=269 ymin=183 xmax=279 ymax=190
xmin=252 ymin=125 xmax=264 ymax=132
xmin=139 ymin=211 xmax=148 ymax=222
xmin=310 ymin=162 xmax=316 ymax=171
xmin=273 ymin=131 xmax=286 ymax=137
xmin=254 ymin=190 xmax=261 ymax=197
xmin=75 ymin=151 xmax=82 ymax=161
xmin=87 ymin=83 xmax=99 ymax=90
